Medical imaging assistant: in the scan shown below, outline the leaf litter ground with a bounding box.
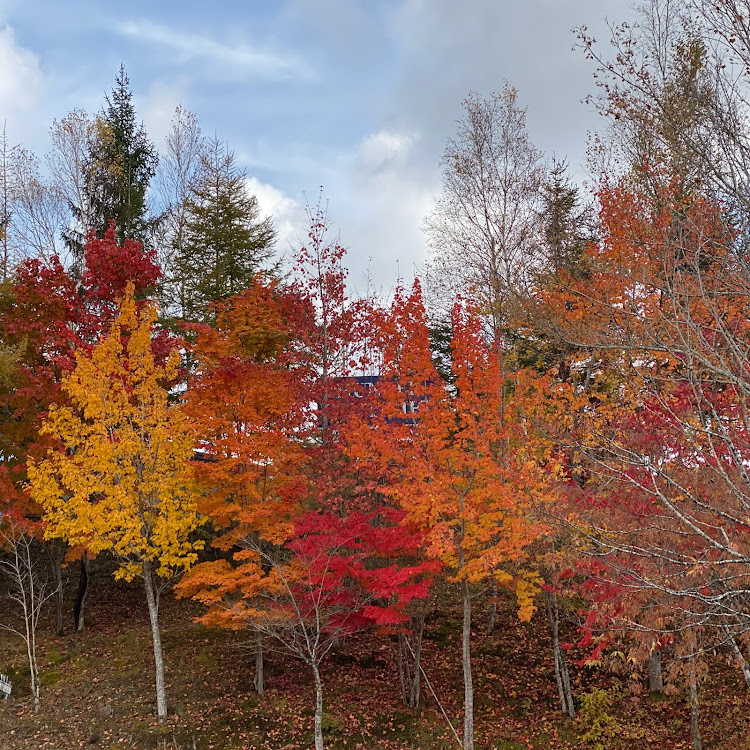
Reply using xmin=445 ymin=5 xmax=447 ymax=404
xmin=1 ymin=565 xmax=749 ymax=749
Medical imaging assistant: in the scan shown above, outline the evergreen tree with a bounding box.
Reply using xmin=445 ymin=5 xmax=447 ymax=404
xmin=174 ymin=137 xmax=275 ymax=323
xmin=541 ymin=160 xmax=592 ymax=278
xmin=70 ymin=66 xmax=158 ymax=259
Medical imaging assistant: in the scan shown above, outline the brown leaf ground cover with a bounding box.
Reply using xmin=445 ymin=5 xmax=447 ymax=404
xmin=1 ymin=564 xmax=749 ymax=749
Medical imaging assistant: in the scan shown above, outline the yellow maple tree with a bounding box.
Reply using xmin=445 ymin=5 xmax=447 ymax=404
xmin=27 ymin=283 xmax=202 ymax=722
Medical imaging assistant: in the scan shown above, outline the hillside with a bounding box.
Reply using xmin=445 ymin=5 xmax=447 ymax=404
xmin=2 ymin=564 xmax=749 ymax=749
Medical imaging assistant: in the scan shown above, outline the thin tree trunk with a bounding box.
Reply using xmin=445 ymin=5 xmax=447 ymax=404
xmin=23 ymin=574 xmax=41 ymax=714
xmin=410 ymin=615 xmax=424 ymax=709
xmin=73 ymin=552 xmax=88 ymax=633
xmin=724 ymin=626 xmax=750 ymax=688
xmin=19 ymin=539 xmax=41 ymax=713
xmin=397 ymin=633 xmax=407 ymax=706
xmin=26 ymin=629 xmax=40 ymax=714
xmin=688 ymin=655 xmax=702 ymax=750
xmin=461 ymin=578 xmax=474 ymax=750
xmin=648 ymin=647 xmax=664 ymax=693
xmin=397 ymin=615 xmax=425 ymax=708
xmin=254 ymin=629 xmax=264 ymax=697
xmin=312 ymin=660 xmax=325 ymax=750
xmin=545 ymin=589 xmax=574 ymax=717
xmin=486 ymin=582 xmax=497 ymax=637
xmin=143 ymin=563 xmax=168 ymax=722
xmin=560 ymin=641 xmax=574 ymax=718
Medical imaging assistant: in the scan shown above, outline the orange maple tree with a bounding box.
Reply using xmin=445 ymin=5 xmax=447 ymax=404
xmin=178 ymin=228 xmax=435 ymax=749
xmin=352 ymin=280 xmax=549 ymax=750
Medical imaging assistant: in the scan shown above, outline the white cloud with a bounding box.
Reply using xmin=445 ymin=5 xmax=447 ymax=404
xmin=245 ymin=177 xmax=307 ymax=257
xmin=358 ymin=130 xmax=416 ymax=172
xmin=344 ymin=169 xmax=434 ymax=294
xmin=116 ymin=20 xmax=310 ymax=81
xmin=0 ymin=24 xmax=42 ymax=119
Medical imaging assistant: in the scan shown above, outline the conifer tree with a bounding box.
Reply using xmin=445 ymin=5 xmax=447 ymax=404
xmin=70 ymin=66 xmax=157 ymax=259
xmin=541 ymin=160 xmax=591 ymax=278
xmin=174 ymin=137 xmax=275 ymax=323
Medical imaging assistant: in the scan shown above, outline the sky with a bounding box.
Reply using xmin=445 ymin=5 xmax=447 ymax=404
xmin=0 ymin=0 xmax=636 ymax=296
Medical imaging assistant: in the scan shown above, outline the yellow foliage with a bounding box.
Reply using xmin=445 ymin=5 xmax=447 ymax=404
xmin=515 ymin=571 xmax=542 ymax=622
xmin=27 ymin=283 xmax=203 ymax=581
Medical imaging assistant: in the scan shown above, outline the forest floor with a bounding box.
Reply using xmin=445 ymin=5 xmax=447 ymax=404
xmin=1 ymin=564 xmax=749 ymax=749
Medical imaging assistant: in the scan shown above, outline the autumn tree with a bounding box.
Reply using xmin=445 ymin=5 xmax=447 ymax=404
xmin=48 ymin=109 xmax=96 ymax=261
xmin=0 ymin=223 xmax=162 ymax=634
xmin=9 ymin=147 xmax=67 ymax=264
xmin=28 ymin=285 xmax=201 ymax=722
xmin=525 ymin=172 xmax=750 ymax=748
xmin=356 ymin=281 xmax=548 ymax=750
xmin=179 ymin=279 xmax=308 ymax=695
xmin=178 ymin=210 xmax=434 ymax=749
xmin=0 ymin=129 xmax=66 ymax=270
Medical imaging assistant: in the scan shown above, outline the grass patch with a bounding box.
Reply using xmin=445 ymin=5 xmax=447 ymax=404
xmin=40 ymin=670 xmax=63 ymax=686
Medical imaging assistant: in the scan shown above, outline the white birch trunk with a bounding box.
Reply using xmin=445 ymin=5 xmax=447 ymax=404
xmin=688 ymin=656 xmax=702 ymax=750
xmin=462 ymin=578 xmax=474 ymax=750
xmin=545 ymin=589 xmax=574 ymax=717
xmin=312 ymin=661 xmax=325 ymax=750
xmin=143 ymin=562 xmax=168 ymax=722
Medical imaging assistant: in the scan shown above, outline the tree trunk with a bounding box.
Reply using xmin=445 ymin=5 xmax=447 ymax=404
xmin=23 ymin=607 xmax=41 ymax=714
xmin=397 ymin=614 xmax=425 ymax=708
xmin=397 ymin=633 xmax=407 ymax=706
xmin=648 ymin=647 xmax=664 ymax=693
xmin=29 ymin=643 xmax=40 ymax=715
xmin=143 ymin=563 xmax=168 ymax=722
xmin=312 ymin=660 xmax=325 ymax=750
xmin=545 ymin=589 xmax=574 ymax=717
xmin=461 ymin=579 xmax=474 ymax=750
xmin=254 ymin=629 xmax=264 ymax=697
xmin=410 ymin=615 xmax=424 ymax=709
xmin=724 ymin=626 xmax=750 ymax=688
xmin=73 ymin=552 xmax=88 ymax=633
xmin=688 ymin=655 xmax=702 ymax=750
xmin=32 ymin=667 xmax=40 ymax=714
xmin=486 ymin=582 xmax=497 ymax=637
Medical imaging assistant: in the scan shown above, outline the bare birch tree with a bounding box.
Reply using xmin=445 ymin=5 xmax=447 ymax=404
xmin=152 ymin=105 xmax=204 ymax=314
xmin=1 ymin=124 xmax=14 ymax=280
xmin=424 ymin=84 xmax=545 ymax=336
xmin=10 ymin=147 xmax=67 ymax=264
xmin=47 ymin=109 xmax=95 ymax=263
xmin=0 ymin=520 xmax=55 ymax=714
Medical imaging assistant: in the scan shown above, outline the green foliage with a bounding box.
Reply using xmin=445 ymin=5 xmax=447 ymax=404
xmin=39 ymin=670 xmax=63 ymax=687
xmin=321 ymin=712 xmax=345 ymax=735
xmin=578 ymin=687 xmax=620 ymax=749
xmin=75 ymin=65 xmax=158 ymax=256
xmin=541 ymin=159 xmax=591 ymax=278
xmin=172 ymin=137 xmax=275 ymax=322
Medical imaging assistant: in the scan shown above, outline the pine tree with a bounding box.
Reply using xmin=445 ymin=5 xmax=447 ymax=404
xmin=71 ymin=65 xmax=157 ymax=258
xmin=541 ymin=160 xmax=592 ymax=278
xmin=174 ymin=137 xmax=275 ymax=323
